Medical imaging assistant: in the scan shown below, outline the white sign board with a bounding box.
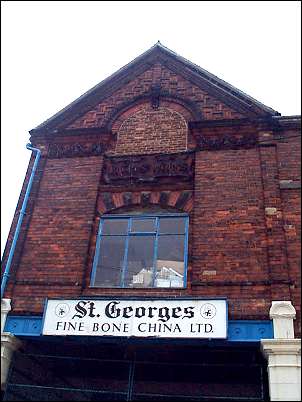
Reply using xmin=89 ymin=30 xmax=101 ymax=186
xmin=42 ymin=299 xmax=227 ymax=339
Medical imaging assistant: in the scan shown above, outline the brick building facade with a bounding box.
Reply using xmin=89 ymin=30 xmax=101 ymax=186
xmin=1 ymin=43 xmax=301 ymax=401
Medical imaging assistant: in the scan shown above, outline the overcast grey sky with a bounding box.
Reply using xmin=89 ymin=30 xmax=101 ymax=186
xmin=1 ymin=1 xmax=301 ymax=255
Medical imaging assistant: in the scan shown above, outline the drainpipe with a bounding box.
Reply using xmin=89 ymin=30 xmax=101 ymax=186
xmin=1 ymin=143 xmax=41 ymax=298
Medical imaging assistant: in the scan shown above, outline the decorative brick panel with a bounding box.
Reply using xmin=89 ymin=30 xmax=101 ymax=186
xmin=102 ymin=151 xmax=194 ymax=184
xmin=67 ymin=63 xmax=243 ymax=130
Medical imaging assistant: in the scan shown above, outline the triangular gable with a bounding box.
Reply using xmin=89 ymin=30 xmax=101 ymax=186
xmin=66 ymin=62 xmax=246 ymax=132
xmin=30 ymin=42 xmax=280 ymax=135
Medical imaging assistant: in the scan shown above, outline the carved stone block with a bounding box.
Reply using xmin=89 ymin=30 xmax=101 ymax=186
xmin=102 ymin=151 xmax=194 ymax=184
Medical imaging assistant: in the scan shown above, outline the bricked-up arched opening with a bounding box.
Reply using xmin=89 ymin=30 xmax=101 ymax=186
xmin=109 ymin=100 xmax=197 ymax=155
xmin=115 ymin=106 xmax=187 ymax=154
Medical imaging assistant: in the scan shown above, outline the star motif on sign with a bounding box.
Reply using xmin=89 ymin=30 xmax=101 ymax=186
xmin=55 ymin=303 xmax=70 ymax=318
xmin=200 ymin=303 xmax=217 ymax=319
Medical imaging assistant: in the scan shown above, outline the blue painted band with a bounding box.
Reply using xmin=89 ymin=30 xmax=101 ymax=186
xmin=4 ymin=316 xmax=273 ymax=341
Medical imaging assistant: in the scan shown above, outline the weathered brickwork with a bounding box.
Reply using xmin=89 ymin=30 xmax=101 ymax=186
xmin=2 ymin=48 xmax=300 ymax=336
xmin=5 ymin=155 xmax=104 ymax=313
xmin=115 ymin=105 xmax=187 ymax=155
xmin=192 ymin=147 xmax=272 ymax=319
xmin=67 ymin=63 xmax=243 ymax=130
xmin=277 ymin=136 xmax=301 ymax=335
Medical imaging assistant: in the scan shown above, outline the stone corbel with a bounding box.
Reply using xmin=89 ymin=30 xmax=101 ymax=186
xmin=1 ymin=299 xmax=11 ymax=333
xmin=269 ymin=301 xmax=296 ymax=339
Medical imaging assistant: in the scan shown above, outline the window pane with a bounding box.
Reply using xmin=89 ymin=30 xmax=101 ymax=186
xmin=125 ymin=236 xmax=155 ymax=288
xmin=131 ymin=218 xmax=156 ymax=232
xmin=159 ymin=217 xmax=186 ymax=234
xmin=102 ymin=219 xmax=128 ymax=235
xmin=94 ymin=236 xmax=126 ymax=287
xmin=156 ymin=235 xmax=185 ymax=288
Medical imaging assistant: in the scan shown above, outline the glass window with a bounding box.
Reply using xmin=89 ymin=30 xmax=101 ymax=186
xmin=131 ymin=218 xmax=156 ymax=233
xmin=91 ymin=214 xmax=189 ymax=288
xmin=93 ymin=236 xmax=126 ymax=287
xmin=102 ymin=219 xmax=128 ymax=235
xmin=159 ymin=217 xmax=186 ymax=234
xmin=156 ymin=235 xmax=185 ymax=288
xmin=125 ymin=236 xmax=155 ymax=288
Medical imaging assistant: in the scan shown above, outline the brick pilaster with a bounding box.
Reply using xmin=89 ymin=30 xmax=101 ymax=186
xmin=258 ymin=130 xmax=291 ymax=300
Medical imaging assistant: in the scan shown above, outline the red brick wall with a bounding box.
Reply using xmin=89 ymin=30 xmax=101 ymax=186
xmin=6 ymin=155 xmax=103 ymax=313
xmin=192 ymin=147 xmax=272 ymax=319
xmin=277 ymin=135 xmax=301 ymax=335
xmin=2 ymin=64 xmax=300 ymax=337
xmin=3 ymin=132 xmax=300 ymax=337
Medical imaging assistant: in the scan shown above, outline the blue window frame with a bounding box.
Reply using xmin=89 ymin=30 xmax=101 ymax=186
xmin=91 ymin=214 xmax=189 ymax=288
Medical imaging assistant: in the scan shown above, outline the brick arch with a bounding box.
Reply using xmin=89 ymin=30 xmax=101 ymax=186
xmin=97 ymin=190 xmax=193 ymax=216
xmin=107 ymin=93 xmax=201 ymax=133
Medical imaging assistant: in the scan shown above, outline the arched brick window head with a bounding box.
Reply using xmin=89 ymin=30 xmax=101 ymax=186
xmin=97 ymin=190 xmax=193 ymax=215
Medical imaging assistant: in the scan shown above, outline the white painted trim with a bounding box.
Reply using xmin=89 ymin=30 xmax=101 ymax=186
xmin=1 ymin=299 xmax=11 ymax=333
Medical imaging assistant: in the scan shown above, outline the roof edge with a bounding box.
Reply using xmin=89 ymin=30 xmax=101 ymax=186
xmin=32 ymin=43 xmax=162 ymax=132
xmin=30 ymin=42 xmax=281 ymax=133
